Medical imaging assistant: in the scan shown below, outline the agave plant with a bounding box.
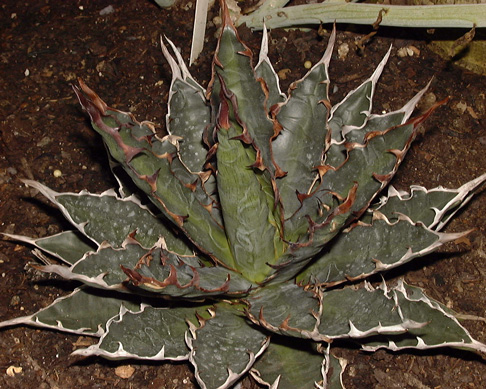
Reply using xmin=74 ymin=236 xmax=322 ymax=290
xmin=2 ymin=2 xmax=486 ymax=388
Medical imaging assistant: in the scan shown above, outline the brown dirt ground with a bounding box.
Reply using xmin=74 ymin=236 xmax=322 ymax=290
xmin=1 ymin=0 xmax=485 ymax=388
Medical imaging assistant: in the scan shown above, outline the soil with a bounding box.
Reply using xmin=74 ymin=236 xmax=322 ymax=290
xmin=1 ymin=0 xmax=485 ymax=388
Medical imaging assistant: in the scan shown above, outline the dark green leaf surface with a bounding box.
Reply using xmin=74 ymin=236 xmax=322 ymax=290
xmin=273 ymin=34 xmax=332 ymax=218
xmin=246 ymin=282 xmax=320 ymax=336
xmin=76 ymin=305 xmax=209 ymax=361
xmin=189 ymin=303 xmax=269 ymax=389
xmin=211 ymin=17 xmax=276 ymax=176
xmin=74 ymin=89 xmax=235 ymax=268
xmin=164 ymin=38 xmax=211 ymax=173
xmin=4 ymin=230 xmax=95 ymax=265
xmin=55 ymin=190 xmax=192 ymax=254
xmin=216 ymin=104 xmax=284 ymax=282
xmin=251 ymin=338 xmax=325 ymax=389
xmin=371 ymin=172 xmax=486 ymax=230
xmin=297 ymin=216 xmax=446 ymax=286
xmin=361 ymin=282 xmax=486 ymax=353
xmin=42 ymin=241 xmax=253 ymax=298
xmin=0 ymin=287 xmax=140 ymax=336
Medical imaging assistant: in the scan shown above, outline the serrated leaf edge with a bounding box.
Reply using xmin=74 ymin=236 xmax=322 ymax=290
xmin=186 ymin=307 xmax=271 ymax=389
xmin=72 ymin=303 xmax=189 ymax=361
xmin=362 ymin=279 xmax=486 ymax=354
xmin=0 ymin=288 xmax=105 ymax=336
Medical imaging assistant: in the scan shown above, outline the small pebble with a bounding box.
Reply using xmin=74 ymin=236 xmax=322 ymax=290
xmin=99 ymin=5 xmax=115 ymax=16
xmin=6 ymin=366 xmax=22 ymax=377
xmin=338 ymin=43 xmax=349 ymax=60
xmin=115 ymin=365 xmax=135 ymax=379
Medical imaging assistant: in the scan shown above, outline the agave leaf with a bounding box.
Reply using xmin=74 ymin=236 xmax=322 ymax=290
xmin=187 ymin=303 xmax=270 ymax=389
xmin=3 ymin=230 xmax=95 ymax=265
xmin=215 ymin=86 xmax=285 ymax=282
xmin=272 ymin=28 xmax=335 ymax=219
xmin=320 ymin=109 xmax=427 ymax=218
xmin=41 ymin=239 xmax=253 ymax=298
xmin=161 ymin=40 xmax=223 ymax=225
xmin=125 ymin=244 xmax=255 ymax=297
xmin=323 ymin=347 xmax=347 ymax=389
xmin=370 ymin=173 xmax=486 ymax=230
xmin=269 ymin=100 xmax=443 ymax=285
xmin=254 ymin=27 xmax=286 ymax=112
xmin=328 ymin=46 xmax=391 ymax=144
xmin=0 ymin=287 xmax=140 ymax=336
xmin=286 ymin=84 xmax=429 ymax=241
xmin=250 ymin=337 xmax=326 ymax=389
xmin=22 ymin=180 xmax=192 ymax=255
xmin=360 ymin=281 xmax=486 ymax=354
xmin=209 ymin=3 xmax=278 ymax=177
xmin=246 ymin=282 xmax=321 ymax=337
xmin=74 ymin=82 xmax=235 ymax=268
xmin=163 ymin=37 xmax=211 ymax=173
xmin=74 ymin=304 xmax=210 ymax=361
xmin=264 ymin=184 xmax=356 ymax=284
xmin=248 ymin=281 xmax=486 ymax=353
xmin=296 ymin=213 xmax=469 ymax=287
xmin=39 ymin=239 xmax=149 ymax=291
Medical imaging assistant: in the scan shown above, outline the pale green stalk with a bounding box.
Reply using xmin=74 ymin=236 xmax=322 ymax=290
xmin=237 ymin=1 xmax=486 ymax=29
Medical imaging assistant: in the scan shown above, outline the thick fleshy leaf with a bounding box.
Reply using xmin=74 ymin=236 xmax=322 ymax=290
xmin=328 ymin=47 xmax=391 ymax=144
xmin=215 ymin=87 xmax=285 ymax=282
xmin=360 ymin=281 xmax=486 ymax=354
xmin=324 ymin=347 xmax=347 ymax=389
xmin=41 ymin=239 xmax=253 ymax=298
xmin=23 ymin=180 xmax=192 ymax=255
xmin=272 ymin=27 xmax=335 ymax=218
xmin=246 ymin=282 xmax=321 ymax=338
xmin=250 ymin=337 xmax=326 ymax=389
xmin=162 ymin=37 xmax=211 ymax=174
xmin=268 ymin=102 xmax=443 ymax=284
xmin=3 ymin=230 xmax=95 ymax=265
xmin=254 ymin=28 xmax=286 ymax=112
xmin=0 ymin=287 xmax=140 ymax=336
xmin=287 ymin=84 xmax=428 ymax=240
xmin=188 ymin=303 xmax=270 ymax=389
xmin=74 ymin=82 xmax=235 ymax=268
xmin=247 ymin=281 xmax=486 ymax=354
xmin=370 ymin=173 xmax=486 ymax=230
xmin=296 ymin=213 xmax=468 ymax=287
xmin=125 ymin=245 xmax=255 ymax=297
xmin=209 ymin=3 xmax=278 ymax=177
xmin=74 ymin=304 xmax=210 ymax=361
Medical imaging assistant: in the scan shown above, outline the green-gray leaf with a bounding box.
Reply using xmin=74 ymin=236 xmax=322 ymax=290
xmin=0 ymin=287 xmax=140 ymax=336
xmin=188 ymin=303 xmax=269 ymax=389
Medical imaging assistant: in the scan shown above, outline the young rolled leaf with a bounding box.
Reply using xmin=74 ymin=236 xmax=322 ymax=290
xmin=214 ymin=83 xmax=285 ymax=282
